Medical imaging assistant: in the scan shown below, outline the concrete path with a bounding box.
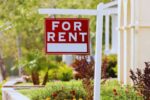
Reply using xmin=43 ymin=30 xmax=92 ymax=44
xmin=2 ymin=77 xmax=29 ymax=100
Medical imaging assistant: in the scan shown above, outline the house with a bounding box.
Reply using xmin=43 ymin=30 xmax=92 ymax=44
xmin=63 ymin=0 xmax=150 ymax=85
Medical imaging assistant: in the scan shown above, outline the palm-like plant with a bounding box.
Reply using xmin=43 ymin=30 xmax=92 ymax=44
xmin=20 ymin=50 xmax=57 ymax=85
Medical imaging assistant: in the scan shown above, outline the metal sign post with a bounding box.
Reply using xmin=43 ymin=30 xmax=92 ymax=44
xmin=39 ymin=3 xmax=104 ymax=99
xmin=94 ymin=3 xmax=103 ymax=100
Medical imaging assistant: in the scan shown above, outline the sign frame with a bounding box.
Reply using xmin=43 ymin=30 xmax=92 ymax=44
xmin=39 ymin=5 xmax=104 ymax=100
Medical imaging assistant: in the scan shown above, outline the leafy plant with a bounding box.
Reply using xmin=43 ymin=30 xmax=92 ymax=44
xmin=48 ymin=69 xmax=59 ymax=80
xmin=130 ymin=62 xmax=150 ymax=100
xmin=48 ymin=63 xmax=73 ymax=81
xmin=71 ymin=55 xmax=117 ymax=100
xmin=102 ymin=0 xmax=111 ymax=3
xmin=111 ymin=86 xmax=143 ymax=100
xmin=19 ymin=81 xmax=86 ymax=100
xmin=71 ymin=56 xmax=94 ymax=100
xmin=18 ymin=50 xmax=57 ymax=85
xmin=103 ymin=55 xmax=117 ymax=78
xmin=101 ymin=80 xmax=143 ymax=100
xmin=58 ymin=63 xmax=73 ymax=81
xmin=19 ymin=79 xmax=142 ymax=100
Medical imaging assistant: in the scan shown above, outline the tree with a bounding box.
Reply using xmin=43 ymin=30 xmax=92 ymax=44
xmin=19 ymin=50 xmax=57 ymax=85
xmin=0 ymin=55 xmax=7 ymax=80
xmin=0 ymin=0 xmax=107 ymax=77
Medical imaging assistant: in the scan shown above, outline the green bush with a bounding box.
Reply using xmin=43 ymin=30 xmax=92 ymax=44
xmin=0 ymin=83 xmax=2 ymax=100
xmin=0 ymin=81 xmax=6 ymax=100
xmin=19 ymin=80 xmax=143 ymax=100
xmin=48 ymin=63 xmax=73 ymax=81
xmin=19 ymin=80 xmax=86 ymax=100
xmin=48 ymin=69 xmax=59 ymax=80
xmin=58 ymin=64 xmax=73 ymax=81
xmin=103 ymin=54 xmax=117 ymax=78
xmin=101 ymin=80 xmax=143 ymax=100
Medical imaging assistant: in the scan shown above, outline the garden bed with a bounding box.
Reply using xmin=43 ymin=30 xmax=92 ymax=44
xmin=18 ymin=80 xmax=86 ymax=100
xmin=18 ymin=79 xmax=143 ymax=100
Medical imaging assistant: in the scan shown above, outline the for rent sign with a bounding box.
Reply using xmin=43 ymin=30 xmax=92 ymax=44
xmin=45 ymin=18 xmax=89 ymax=54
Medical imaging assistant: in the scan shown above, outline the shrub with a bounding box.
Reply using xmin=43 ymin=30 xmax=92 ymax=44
xmin=19 ymin=80 xmax=142 ymax=100
xmin=101 ymin=80 xmax=143 ymax=100
xmin=107 ymin=54 xmax=117 ymax=77
xmin=130 ymin=62 xmax=150 ymax=100
xmin=57 ymin=63 xmax=73 ymax=81
xmin=19 ymin=81 xmax=86 ymax=100
xmin=16 ymin=50 xmax=58 ymax=85
xmin=48 ymin=63 xmax=73 ymax=81
xmin=71 ymin=56 xmax=94 ymax=100
xmin=102 ymin=55 xmax=117 ymax=78
xmin=111 ymin=86 xmax=143 ymax=100
xmin=48 ymin=69 xmax=59 ymax=80
xmin=0 ymin=83 xmax=2 ymax=100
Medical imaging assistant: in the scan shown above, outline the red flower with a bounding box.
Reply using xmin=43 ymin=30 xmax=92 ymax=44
xmin=52 ymin=92 xmax=57 ymax=98
xmin=113 ymin=89 xmax=117 ymax=93
xmin=113 ymin=89 xmax=118 ymax=96
xmin=70 ymin=90 xmax=76 ymax=95
xmin=114 ymin=92 xmax=118 ymax=96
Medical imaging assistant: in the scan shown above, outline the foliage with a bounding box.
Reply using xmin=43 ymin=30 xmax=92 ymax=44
xmin=71 ymin=56 xmax=94 ymax=100
xmin=72 ymin=56 xmax=94 ymax=79
xmin=102 ymin=0 xmax=111 ymax=3
xmin=71 ymin=55 xmax=117 ymax=99
xmin=48 ymin=69 xmax=58 ymax=80
xmin=48 ymin=63 xmax=73 ymax=81
xmin=0 ymin=83 xmax=2 ymax=100
xmin=101 ymin=80 xmax=143 ymax=100
xmin=19 ymin=80 xmax=86 ymax=100
xmin=19 ymin=80 xmax=142 ymax=100
xmin=18 ymin=50 xmax=57 ymax=85
xmin=0 ymin=0 xmax=103 ymax=76
xmin=102 ymin=54 xmax=117 ymax=78
xmin=130 ymin=62 xmax=150 ymax=100
xmin=71 ymin=55 xmax=117 ymax=79
xmin=0 ymin=0 xmax=113 ymax=77
xmin=0 ymin=81 xmax=6 ymax=100
xmin=58 ymin=63 xmax=73 ymax=81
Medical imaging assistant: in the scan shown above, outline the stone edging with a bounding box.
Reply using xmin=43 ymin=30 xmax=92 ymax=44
xmin=2 ymin=78 xmax=30 ymax=100
xmin=2 ymin=88 xmax=30 ymax=100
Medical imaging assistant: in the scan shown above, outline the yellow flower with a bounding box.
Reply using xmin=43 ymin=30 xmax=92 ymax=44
xmin=46 ymin=97 xmax=51 ymax=100
xmin=72 ymin=96 xmax=76 ymax=100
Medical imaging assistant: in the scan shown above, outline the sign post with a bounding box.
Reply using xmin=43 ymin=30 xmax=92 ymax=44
xmin=39 ymin=4 xmax=104 ymax=99
xmin=94 ymin=3 xmax=103 ymax=100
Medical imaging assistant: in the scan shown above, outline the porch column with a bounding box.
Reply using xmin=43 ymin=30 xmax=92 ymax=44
xmin=111 ymin=14 xmax=118 ymax=54
xmin=118 ymin=0 xmax=124 ymax=83
xmin=123 ymin=0 xmax=132 ymax=85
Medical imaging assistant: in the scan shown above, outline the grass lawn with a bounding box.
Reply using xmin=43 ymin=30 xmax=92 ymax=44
xmin=0 ymin=82 xmax=4 ymax=100
xmin=0 ymin=87 xmax=1 ymax=100
xmin=18 ymin=79 xmax=143 ymax=100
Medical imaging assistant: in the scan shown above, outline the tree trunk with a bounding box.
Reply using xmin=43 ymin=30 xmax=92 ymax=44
xmin=16 ymin=35 xmax=23 ymax=76
xmin=42 ymin=71 xmax=48 ymax=85
xmin=31 ymin=71 xmax=40 ymax=85
xmin=0 ymin=56 xmax=7 ymax=80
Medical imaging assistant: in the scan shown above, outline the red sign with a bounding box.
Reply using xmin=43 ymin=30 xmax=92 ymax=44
xmin=45 ymin=18 xmax=89 ymax=54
